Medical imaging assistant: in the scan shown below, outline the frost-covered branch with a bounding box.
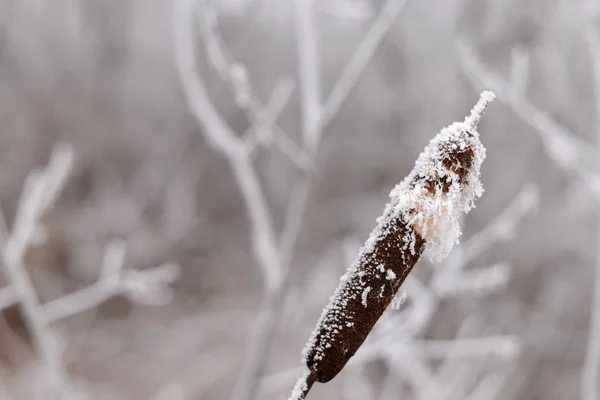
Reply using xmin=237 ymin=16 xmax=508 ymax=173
xmin=321 ymin=0 xmax=409 ymax=128
xmin=0 ymin=142 xmax=74 ymax=394
xmin=294 ymin=0 xmax=322 ymax=152
xmin=174 ymin=0 xmax=283 ymax=292
xmin=433 ymin=184 xmax=538 ymax=295
xmin=242 ymin=78 xmax=311 ymax=169
xmin=227 ymin=0 xmax=328 ymax=394
xmin=43 ymin=240 xmax=180 ymax=322
xmin=196 ymin=0 xmax=309 ymax=168
xmin=174 ymin=2 xmax=307 ymax=400
xmin=0 ymin=142 xmax=181 ymax=397
xmin=445 ymin=184 xmax=538 ymax=269
xmin=457 ymin=38 xmax=600 ymax=199
xmin=173 ymin=0 xmax=244 ymax=158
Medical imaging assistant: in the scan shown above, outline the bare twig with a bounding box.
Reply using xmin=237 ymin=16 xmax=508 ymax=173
xmin=225 ymin=0 xmax=327 ymax=397
xmin=243 ymin=78 xmax=311 ymax=169
xmin=321 ymin=0 xmax=409 ymax=128
xmin=432 ymin=184 xmax=538 ymax=295
xmin=196 ymin=1 xmax=310 ymax=169
xmin=457 ymin=38 xmax=600 ymax=198
xmin=0 ymin=141 xmax=181 ymax=398
xmin=174 ymin=0 xmax=283 ymax=292
xmin=0 ymin=144 xmax=75 ymax=396
xmin=294 ymin=0 xmax=322 ymax=152
xmin=174 ymin=3 xmax=289 ymax=400
xmin=43 ymin=239 xmax=125 ymax=322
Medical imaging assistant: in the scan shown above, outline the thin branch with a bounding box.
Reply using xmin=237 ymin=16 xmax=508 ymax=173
xmin=173 ymin=0 xmax=245 ymax=157
xmin=457 ymin=38 xmax=600 ymax=198
xmin=44 ymin=240 xmax=180 ymax=321
xmin=321 ymin=0 xmax=409 ymax=128
xmin=432 ymin=183 xmax=538 ymax=298
xmin=230 ymin=158 xmax=284 ymax=290
xmin=288 ymin=369 xmax=316 ymax=400
xmin=175 ymin=3 xmax=294 ymax=400
xmin=435 ymin=262 xmax=512 ymax=297
xmin=44 ymin=279 xmax=118 ymax=323
xmin=174 ymin=0 xmax=283 ymax=291
xmin=243 ymin=77 xmax=312 ymax=169
xmin=294 ymin=0 xmax=322 ymax=152
xmin=1 ymin=147 xmax=73 ymax=394
xmin=197 ymin=1 xmax=309 ymax=168
xmin=43 ymin=239 xmax=126 ymax=322
xmin=243 ymin=77 xmax=295 ymax=146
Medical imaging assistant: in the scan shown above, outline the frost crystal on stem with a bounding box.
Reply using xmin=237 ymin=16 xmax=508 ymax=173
xmin=290 ymin=91 xmax=494 ymax=398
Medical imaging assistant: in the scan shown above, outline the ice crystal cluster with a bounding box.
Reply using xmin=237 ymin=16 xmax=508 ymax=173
xmin=298 ymin=92 xmax=494 ymax=388
xmin=393 ymin=91 xmax=492 ymax=261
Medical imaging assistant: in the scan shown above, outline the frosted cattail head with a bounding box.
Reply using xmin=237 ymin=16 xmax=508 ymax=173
xmin=392 ymin=91 xmax=493 ymax=261
xmin=292 ymin=91 xmax=495 ymax=399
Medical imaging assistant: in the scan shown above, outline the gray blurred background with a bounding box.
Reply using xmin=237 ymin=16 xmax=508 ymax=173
xmin=0 ymin=0 xmax=598 ymax=399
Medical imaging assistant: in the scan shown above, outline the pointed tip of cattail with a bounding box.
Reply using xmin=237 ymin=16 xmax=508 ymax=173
xmin=464 ymin=90 xmax=496 ymax=131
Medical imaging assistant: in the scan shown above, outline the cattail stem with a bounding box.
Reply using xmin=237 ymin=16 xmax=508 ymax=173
xmin=464 ymin=90 xmax=496 ymax=130
xmin=288 ymin=369 xmax=317 ymax=400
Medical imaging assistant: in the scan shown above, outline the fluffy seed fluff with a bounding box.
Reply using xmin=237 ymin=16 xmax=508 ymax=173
xmin=394 ymin=91 xmax=490 ymax=261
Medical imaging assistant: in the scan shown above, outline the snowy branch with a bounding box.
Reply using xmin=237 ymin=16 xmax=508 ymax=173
xmin=196 ymin=0 xmax=309 ymax=168
xmin=0 ymin=143 xmax=75 ymax=394
xmin=0 ymin=142 xmax=181 ymax=397
xmin=457 ymin=38 xmax=600 ymax=199
xmin=174 ymin=0 xmax=283 ymax=292
xmin=294 ymin=0 xmax=322 ymax=152
xmin=321 ymin=0 xmax=409 ymax=129
xmin=43 ymin=241 xmax=180 ymax=322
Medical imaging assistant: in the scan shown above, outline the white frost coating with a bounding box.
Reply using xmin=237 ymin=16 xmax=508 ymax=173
xmin=464 ymin=90 xmax=496 ymax=131
xmin=361 ymin=286 xmax=371 ymax=307
xmin=301 ymin=91 xmax=493 ymax=366
xmin=389 ymin=91 xmax=492 ymax=262
xmin=288 ymin=369 xmax=310 ymax=400
xmin=386 ymin=269 xmax=396 ymax=280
